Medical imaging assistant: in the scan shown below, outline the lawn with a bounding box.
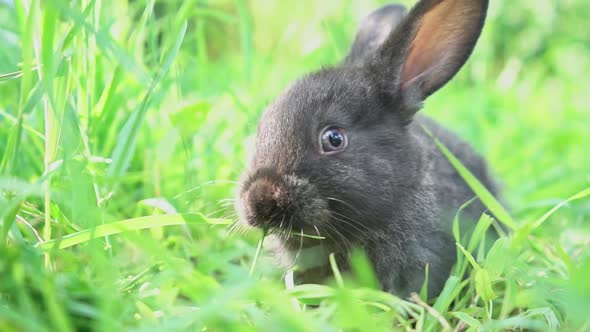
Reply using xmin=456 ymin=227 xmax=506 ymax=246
xmin=1 ymin=0 xmax=589 ymax=331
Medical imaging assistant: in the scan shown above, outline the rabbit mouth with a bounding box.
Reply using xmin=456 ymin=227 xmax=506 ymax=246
xmin=237 ymin=169 xmax=330 ymax=234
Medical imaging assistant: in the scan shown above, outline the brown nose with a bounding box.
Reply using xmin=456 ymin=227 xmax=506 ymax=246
xmin=244 ymin=179 xmax=285 ymax=226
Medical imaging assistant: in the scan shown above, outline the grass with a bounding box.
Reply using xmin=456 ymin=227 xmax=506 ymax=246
xmin=1 ymin=0 xmax=589 ymax=330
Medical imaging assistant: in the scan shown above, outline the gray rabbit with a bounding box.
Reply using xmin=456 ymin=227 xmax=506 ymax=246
xmin=236 ymin=0 xmax=502 ymax=298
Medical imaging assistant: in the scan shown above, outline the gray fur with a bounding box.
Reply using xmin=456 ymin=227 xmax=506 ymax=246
xmin=344 ymin=4 xmax=408 ymax=66
xmin=236 ymin=0 xmax=499 ymax=298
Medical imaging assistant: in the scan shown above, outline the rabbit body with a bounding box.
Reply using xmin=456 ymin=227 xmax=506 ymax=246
xmin=237 ymin=0 xmax=500 ymax=297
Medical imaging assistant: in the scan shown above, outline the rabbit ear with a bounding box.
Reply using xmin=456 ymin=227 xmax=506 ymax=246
xmin=344 ymin=4 xmax=407 ymax=66
xmin=373 ymin=0 xmax=488 ymax=100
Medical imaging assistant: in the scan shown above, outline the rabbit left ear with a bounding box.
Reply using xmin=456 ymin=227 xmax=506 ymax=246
xmin=344 ymin=4 xmax=408 ymax=66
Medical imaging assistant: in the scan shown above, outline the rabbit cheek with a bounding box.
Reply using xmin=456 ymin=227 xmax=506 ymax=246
xmin=283 ymin=175 xmax=331 ymax=230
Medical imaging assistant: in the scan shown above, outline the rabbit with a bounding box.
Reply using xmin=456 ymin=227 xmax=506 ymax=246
xmin=236 ymin=0 xmax=502 ymax=298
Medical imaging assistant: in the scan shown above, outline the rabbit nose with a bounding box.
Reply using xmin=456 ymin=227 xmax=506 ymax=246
xmin=245 ymin=179 xmax=284 ymax=224
xmin=254 ymin=196 xmax=275 ymax=221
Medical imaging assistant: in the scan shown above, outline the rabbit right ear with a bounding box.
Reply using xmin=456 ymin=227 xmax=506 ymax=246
xmin=372 ymin=0 xmax=489 ymax=101
xmin=344 ymin=4 xmax=408 ymax=66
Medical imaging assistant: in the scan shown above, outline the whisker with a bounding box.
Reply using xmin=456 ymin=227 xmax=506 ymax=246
xmin=227 ymin=220 xmax=242 ymax=235
xmin=330 ymin=210 xmax=387 ymax=242
xmin=323 ymin=223 xmax=353 ymax=253
xmin=287 ymin=215 xmax=294 ymax=241
xmin=313 ymin=225 xmax=321 ymax=238
xmin=230 ymin=221 xmax=241 ymax=234
xmin=330 ymin=210 xmax=374 ymax=233
xmin=207 ymin=206 xmax=235 ymax=219
xmin=293 ymin=228 xmax=305 ymax=262
xmin=325 ymin=196 xmax=385 ymax=239
xmin=329 ymin=216 xmax=373 ymax=245
xmin=326 ymin=196 xmax=362 ymax=216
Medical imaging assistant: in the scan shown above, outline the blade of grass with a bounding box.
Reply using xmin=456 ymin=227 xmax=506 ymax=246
xmin=291 ymin=232 xmax=325 ymax=240
xmin=37 ymin=0 xmax=62 ymax=268
xmin=48 ymin=0 xmax=150 ymax=84
xmin=36 ymin=213 xmax=231 ymax=250
xmin=457 ymin=243 xmax=481 ymax=272
xmin=450 ymin=311 xmax=482 ymax=329
xmin=467 ymin=213 xmax=493 ymax=253
xmin=0 ymin=109 xmax=45 ymax=140
xmin=42 ymin=279 xmax=74 ymax=332
xmin=514 ymin=187 xmax=590 ymax=248
xmin=92 ymin=66 xmax=123 ymax=149
xmin=452 ymin=197 xmax=478 ymax=276
xmin=130 ymin=0 xmax=156 ymax=54
xmin=419 ymin=263 xmax=429 ymax=300
xmin=107 ymin=21 xmax=187 ymax=179
xmin=192 ymin=7 xmax=238 ymax=23
xmin=0 ymin=0 xmax=36 ymax=175
xmin=425 ymin=276 xmax=461 ymax=331
xmin=453 ymin=197 xmax=478 ymax=243
xmin=457 ymin=243 xmax=496 ymax=302
xmin=329 ymin=252 xmax=344 ymax=287
xmin=234 ymin=0 xmax=253 ymax=82
xmin=249 ymin=229 xmax=267 ymax=276
xmin=287 ymin=284 xmax=336 ymax=305
xmin=60 ymin=0 xmax=94 ymax=51
xmin=0 ymin=307 xmax=51 ymax=332
xmin=422 ymin=125 xmax=515 ymax=230
xmin=410 ymin=292 xmax=451 ymax=332
xmin=530 ymin=187 xmax=590 ymax=230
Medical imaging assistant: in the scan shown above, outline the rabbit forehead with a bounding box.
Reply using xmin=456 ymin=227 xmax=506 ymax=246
xmin=253 ymin=68 xmax=378 ymax=170
xmin=262 ymin=68 xmax=380 ymax=132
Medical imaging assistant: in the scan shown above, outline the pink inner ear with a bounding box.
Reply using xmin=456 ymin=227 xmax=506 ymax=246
xmin=400 ymin=0 xmax=478 ymax=89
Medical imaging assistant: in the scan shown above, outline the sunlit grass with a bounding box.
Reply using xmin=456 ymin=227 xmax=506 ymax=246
xmin=1 ymin=0 xmax=589 ymax=331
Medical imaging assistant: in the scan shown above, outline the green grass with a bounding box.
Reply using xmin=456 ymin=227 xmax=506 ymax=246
xmin=1 ymin=0 xmax=589 ymax=331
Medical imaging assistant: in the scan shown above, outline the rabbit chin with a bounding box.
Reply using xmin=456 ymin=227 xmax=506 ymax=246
xmin=236 ymin=173 xmax=332 ymax=234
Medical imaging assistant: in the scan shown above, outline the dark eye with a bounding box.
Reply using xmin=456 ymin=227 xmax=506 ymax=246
xmin=320 ymin=126 xmax=348 ymax=154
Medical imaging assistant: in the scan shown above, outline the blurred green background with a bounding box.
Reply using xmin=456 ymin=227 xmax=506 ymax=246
xmin=0 ymin=0 xmax=589 ymax=331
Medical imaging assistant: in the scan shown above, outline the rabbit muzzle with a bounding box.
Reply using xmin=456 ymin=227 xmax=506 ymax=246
xmin=238 ymin=168 xmax=330 ymax=233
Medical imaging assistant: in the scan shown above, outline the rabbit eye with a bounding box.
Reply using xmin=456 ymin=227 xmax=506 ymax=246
xmin=320 ymin=127 xmax=348 ymax=154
